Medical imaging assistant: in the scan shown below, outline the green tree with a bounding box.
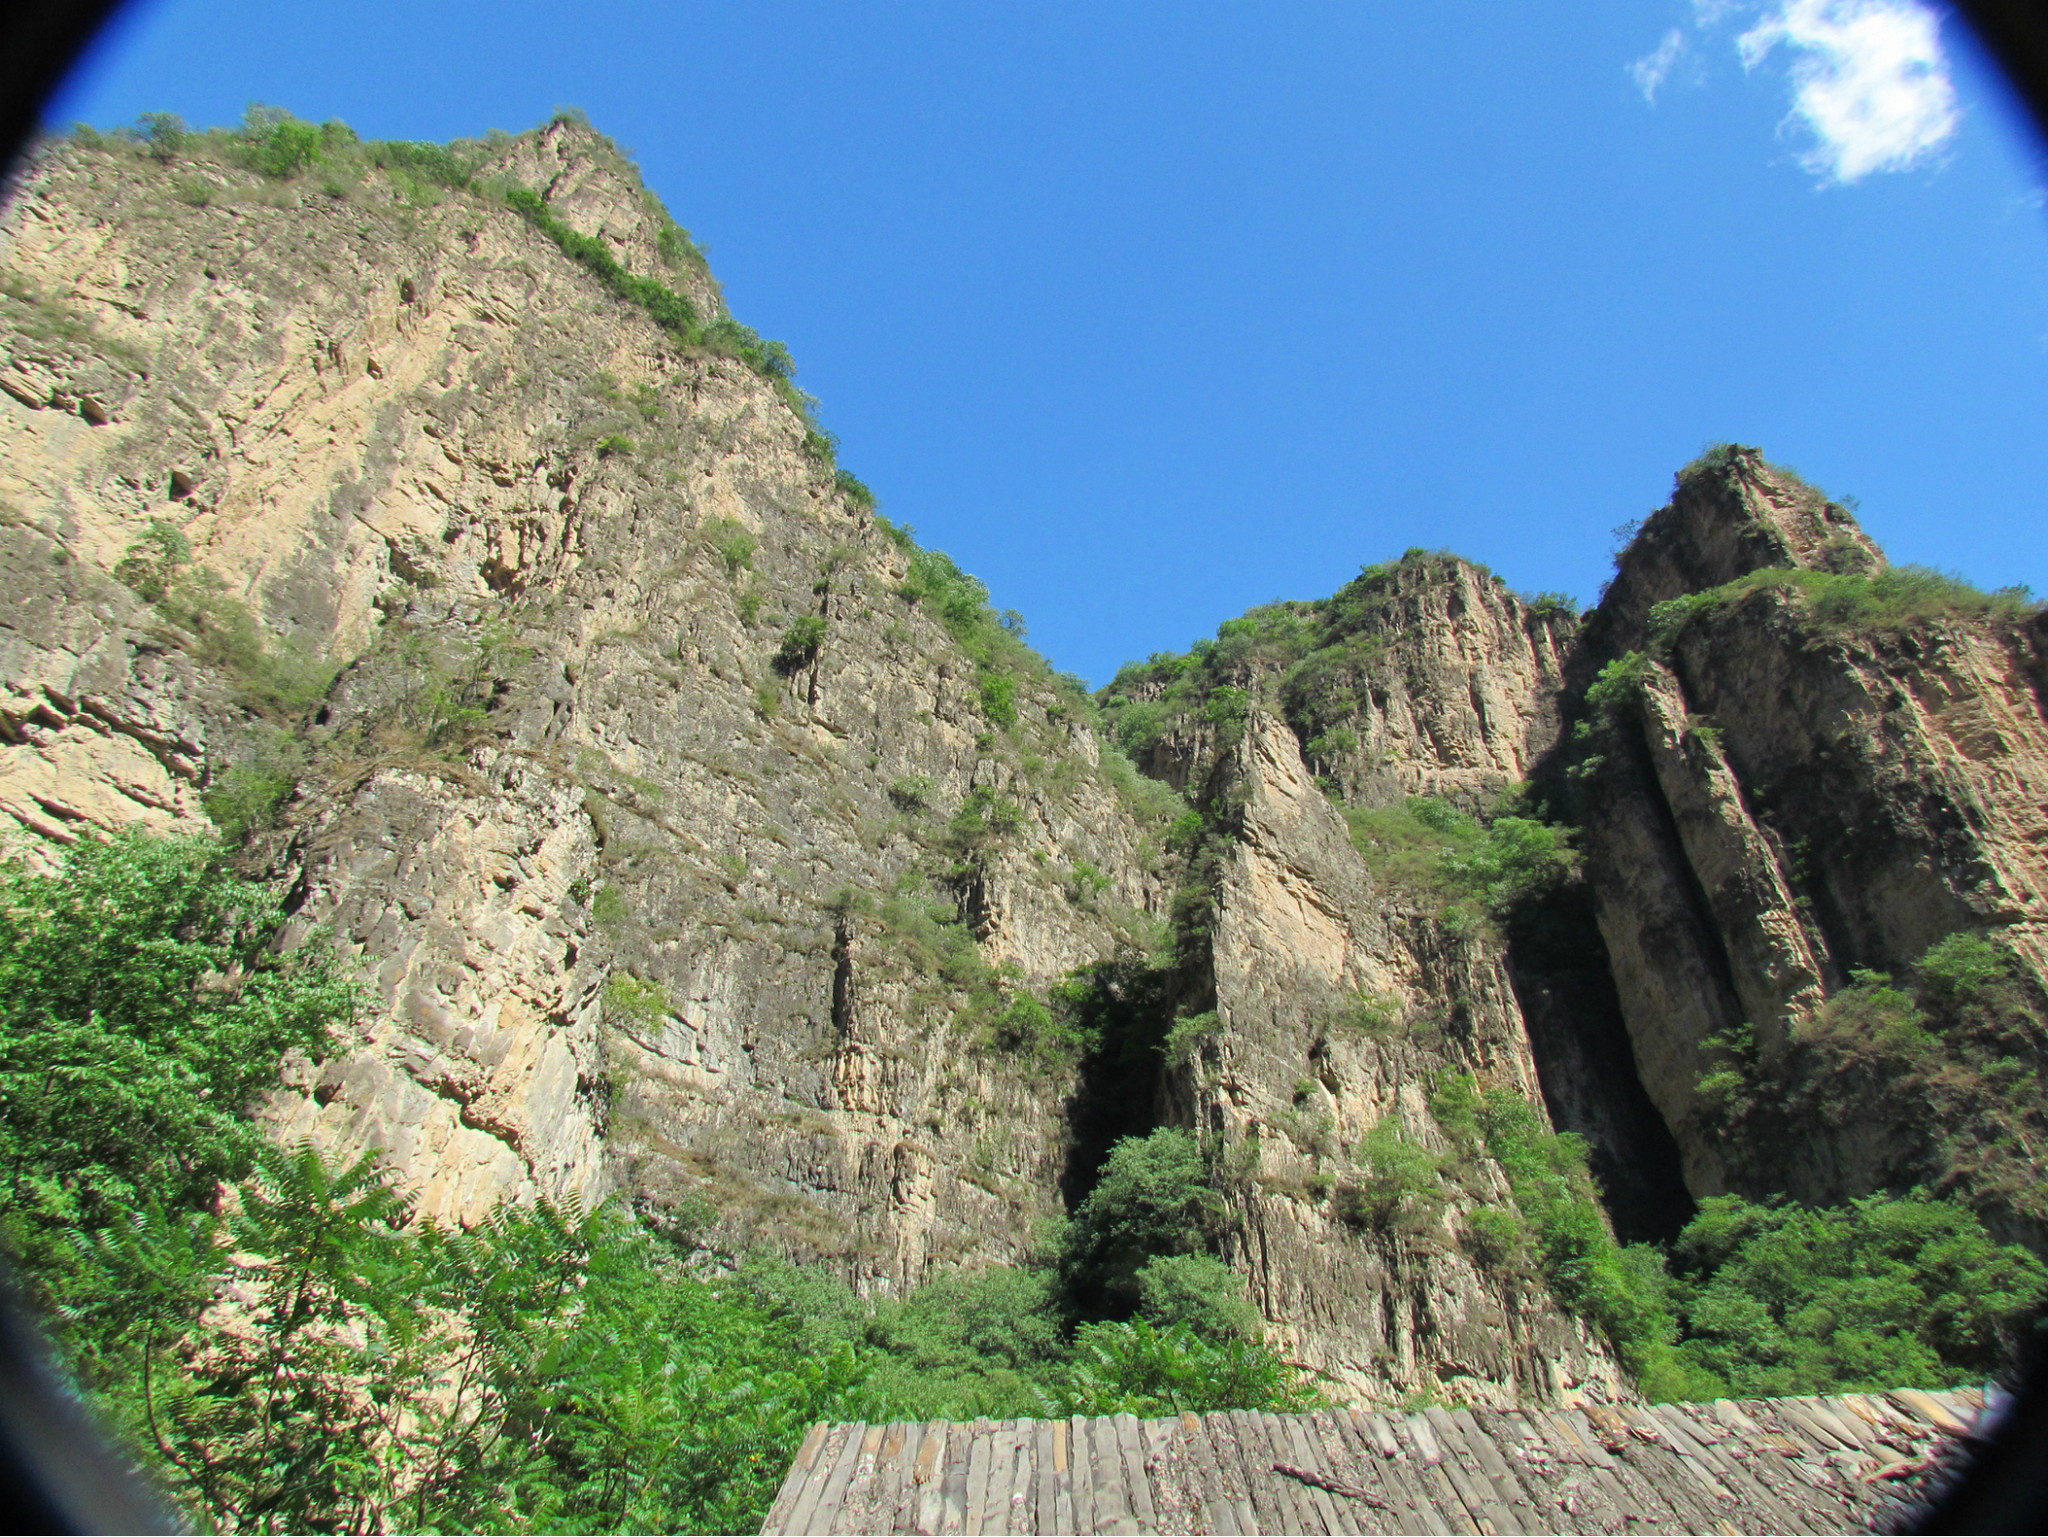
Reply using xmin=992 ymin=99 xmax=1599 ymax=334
xmin=1667 ymin=1192 xmax=2048 ymax=1397
xmin=1049 ymin=1319 xmax=1320 ymax=1417
xmin=0 ymin=834 xmax=354 ymax=1258
xmin=1060 ymin=1129 xmax=1225 ymax=1320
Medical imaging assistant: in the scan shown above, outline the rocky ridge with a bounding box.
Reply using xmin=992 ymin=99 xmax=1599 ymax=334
xmin=6 ymin=126 xmax=2046 ymax=1409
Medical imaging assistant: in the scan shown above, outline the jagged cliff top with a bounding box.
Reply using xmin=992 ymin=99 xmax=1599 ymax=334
xmin=762 ymin=1387 xmax=1984 ymax=1535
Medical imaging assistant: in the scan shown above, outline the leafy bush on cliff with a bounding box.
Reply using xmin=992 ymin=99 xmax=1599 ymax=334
xmin=1059 ymin=1127 xmax=1227 ymax=1320
xmin=1665 ymin=1192 xmax=2047 ymax=1397
xmin=1646 ymin=564 xmax=2038 ymax=653
xmin=0 ymin=833 xmax=355 ymax=1258
xmin=1049 ymin=1318 xmax=1321 ymax=1417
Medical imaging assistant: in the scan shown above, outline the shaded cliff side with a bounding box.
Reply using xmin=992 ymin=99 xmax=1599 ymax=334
xmin=1565 ymin=446 xmax=2048 ymax=1249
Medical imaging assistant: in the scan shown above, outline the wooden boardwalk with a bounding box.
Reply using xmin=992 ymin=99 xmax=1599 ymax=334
xmin=760 ymin=1388 xmax=1985 ymax=1535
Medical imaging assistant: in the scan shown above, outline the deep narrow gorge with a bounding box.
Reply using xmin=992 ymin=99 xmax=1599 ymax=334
xmin=6 ymin=116 xmax=2047 ymax=1441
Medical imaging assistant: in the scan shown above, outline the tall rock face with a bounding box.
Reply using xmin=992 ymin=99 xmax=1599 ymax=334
xmin=1569 ymin=447 xmax=2048 ymax=1246
xmin=1099 ymin=562 xmax=1631 ymax=1404
xmin=8 ymin=127 xmax=2047 ymax=1410
xmin=0 ymin=124 xmax=1173 ymax=1287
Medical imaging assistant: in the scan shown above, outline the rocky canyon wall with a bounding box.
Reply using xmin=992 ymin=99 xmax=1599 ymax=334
xmin=8 ymin=127 xmax=2047 ymax=1414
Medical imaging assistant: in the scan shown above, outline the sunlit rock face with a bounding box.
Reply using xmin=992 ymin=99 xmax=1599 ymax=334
xmin=8 ymin=127 xmax=2045 ymax=1408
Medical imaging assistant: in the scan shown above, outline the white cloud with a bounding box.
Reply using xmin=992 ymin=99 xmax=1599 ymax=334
xmin=1630 ymin=29 xmax=1689 ymax=102
xmin=1736 ymin=1 xmax=1959 ymax=182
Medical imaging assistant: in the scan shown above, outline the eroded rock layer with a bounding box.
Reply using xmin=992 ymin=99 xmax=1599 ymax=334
xmin=8 ymin=131 xmax=2047 ymax=1411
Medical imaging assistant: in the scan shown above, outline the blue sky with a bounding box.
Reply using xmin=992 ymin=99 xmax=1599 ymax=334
xmin=47 ymin=1 xmax=2048 ymax=685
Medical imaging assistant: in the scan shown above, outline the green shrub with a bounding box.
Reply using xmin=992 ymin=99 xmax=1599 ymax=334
xmin=596 ymin=432 xmax=634 ymax=458
xmin=111 ymin=518 xmax=191 ymax=603
xmin=1666 ymin=1192 xmax=2048 ymax=1396
xmin=1334 ymin=1120 xmax=1442 ymax=1235
xmin=947 ymin=786 xmax=1025 ymax=852
xmin=773 ymin=614 xmax=827 ymax=675
xmin=979 ymin=671 xmax=1019 ymax=727
xmin=1581 ymin=650 xmax=1654 ymax=726
xmin=833 ymin=468 xmax=876 ymax=510
xmin=136 ymin=111 xmax=186 ymax=163
xmin=859 ymin=1267 xmax=1066 ymax=1419
xmin=202 ymin=731 xmax=305 ymax=842
xmin=704 ymin=517 xmax=757 ymax=575
xmin=1050 ymin=1319 xmax=1320 ymax=1417
xmin=983 ymin=990 xmax=1083 ymax=1062
xmin=1806 ymin=969 xmax=1935 ymax=1056
xmin=888 ymin=774 xmax=934 ymax=811
xmin=590 ymin=882 xmax=629 ymax=930
xmin=1646 ymin=566 xmax=2038 ymax=655
xmin=1475 ymin=1090 xmax=1701 ymax=1398
xmin=1915 ymin=931 xmax=2012 ymax=1005
xmin=604 ymin=971 xmax=675 ymax=1029
xmin=1162 ymin=1009 xmax=1222 ymax=1070
xmin=1060 ymin=1128 xmax=1225 ymax=1320
xmin=1327 ymin=990 xmax=1405 ymax=1038
xmin=0 ymin=834 xmax=354 ymax=1252
xmin=1133 ymin=1253 xmax=1261 ymax=1341
xmin=112 ymin=522 xmax=338 ymax=716
xmin=1460 ymin=1205 xmax=1532 ymax=1270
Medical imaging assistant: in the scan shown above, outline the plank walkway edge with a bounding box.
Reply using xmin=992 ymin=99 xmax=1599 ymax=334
xmin=763 ymin=1390 xmax=1991 ymax=1535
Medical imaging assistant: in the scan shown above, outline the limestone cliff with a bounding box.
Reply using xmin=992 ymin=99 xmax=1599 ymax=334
xmin=1568 ymin=447 xmax=2048 ymax=1247
xmin=7 ymin=123 xmax=2046 ymax=1413
xmin=0 ymin=122 xmax=1170 ymax=1287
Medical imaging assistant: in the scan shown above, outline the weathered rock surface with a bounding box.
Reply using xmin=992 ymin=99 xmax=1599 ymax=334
xmin=9 ymin=130 xmax=2047 ymax=1413
xmin=1573 ymin=448 xmax=2048 ymax=1242
xmin=1193 ymin=713 xmax=1621 ymax=1404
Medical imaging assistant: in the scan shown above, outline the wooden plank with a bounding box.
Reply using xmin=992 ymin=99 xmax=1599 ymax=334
xmin=867 ymin=1422 xmax=908 ymax=1537
xmin=889 ymin=1423 xmax=927 ymax=1537
xmin=787 ymin=1422 xmax=853 ymax=1537
xmin=1414 ymin=1411 xmax=1501 ymax=1535
xmin=1215 ymin=1411 xmax=1272 ymax=1534
xmin=1433 ymin=1409 xmax=1523 ymax=1533
xmin=1310 ymin=1410 xmax=1397 ymax=1536
xmin=1884 ymin=1393 xmax=1966 ymax=1442
xmin=1602 ymin=1413 xmax=1729 ymax=1536
xmin=1198 ymin=1411 xmax=1263 ymax=1536
xmin=1354 ymin=1410 xmax=1402 ymax=1460
xmin=964 ymin=1420 xmax=996 ymax=1537
xmin=1147 ymin=1417 xmax=1205 ymax=1536
xmin=763 ymin=1421 xmax=831 ymax=1534
xmin=1455 ymin=1409 xmax=1547 ymax=1533
xmin=1401 ymin=1412 xmax=1447 ymax=1466
xmin=834 ymin=1422 xmax=889 ymax=1536
xmin=1389 ymin=1416 xmax=1480 ymax=1536
xmin=985 ymin=1421 xmax=1020 ymax=1537
xmin=1007 ymin=1426 xmax=1040 ymax=1532
xmin=805 ymin=1422 xmax=867 ymax=1537
xmin=1806 ymin=1397 xmax=1878 ymax=1448
xmin=1654 ymin=1405 xmax=1805 ymax=1536
xmin=1474 ymin=1410 xmax=1578 ymax=1536
xmin=914 ymin=1422 xmax=949 ymax=1537
xmin=940 ymin=1421 xmax=973 ymax=1536
xmin=1775 ymin=1399 xmax=1854 ymax=1452
xmin=1054 ymin=1419 xmax=1077 ymax=1537
xmin=1116 ymin=1413 xmax=1159 ymax=1534
xmin=1089 ymin=1416 xmax=1134 ymax=1536
xmin=1704 ymin=1399 xmax=1760 ymax=1437
xmin=1552 ymin=1411 xmax=1664 ymax=1531
xmin=1341 ymin=1408 xmax=1445 ymax=1537
xmin=1273 ymin=1412 xmax=1347 ymax=1536
xmin=1034 ymin=1419 xmax=1058 ymax=1536
xmin=1182 ymin=1412 xmax=1240 ymax=1536
xmin=1249 ymin=1411 xmax=1321 ymax=1535
xmin=1064 ymin=1418 xmax=1097 ymax=1537
xmin=1224 ymin=1410 xmax=1290 ymax=1536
